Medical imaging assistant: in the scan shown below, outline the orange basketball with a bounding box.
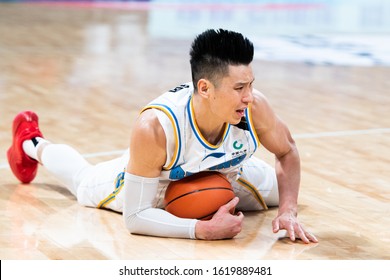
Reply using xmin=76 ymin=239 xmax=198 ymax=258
xmin=164 ymin=171 xmax=235 ymax=220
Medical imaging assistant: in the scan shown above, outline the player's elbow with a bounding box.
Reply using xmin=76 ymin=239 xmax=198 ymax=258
xmin=123 ymin=207 xmax=136 ymax=232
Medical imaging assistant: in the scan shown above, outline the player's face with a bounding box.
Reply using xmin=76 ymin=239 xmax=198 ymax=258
xmin=211 ymin=64 xmax=254 ymax=124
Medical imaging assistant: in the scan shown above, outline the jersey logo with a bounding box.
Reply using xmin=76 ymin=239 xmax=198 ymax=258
xmin=168 ymin=154 xmax=246 ymax=180
xmin=233 ymin=140 xmax=243 ymax=150
xmin=209 ymin=154 xmax=246 ymax=171
xmin=202 ymin=152 xmax=226 ymax=161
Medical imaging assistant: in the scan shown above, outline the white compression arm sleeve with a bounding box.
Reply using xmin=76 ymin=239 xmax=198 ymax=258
xmin=123 ymin=172 xmax=198 ymax=239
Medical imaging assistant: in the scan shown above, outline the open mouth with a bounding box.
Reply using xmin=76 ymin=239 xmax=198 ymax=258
xmin=236 ymin=109 xmax=245 ymax=117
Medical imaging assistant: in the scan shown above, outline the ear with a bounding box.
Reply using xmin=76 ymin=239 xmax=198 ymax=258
xmin=197 ymin=79 xmax=211 ymax=99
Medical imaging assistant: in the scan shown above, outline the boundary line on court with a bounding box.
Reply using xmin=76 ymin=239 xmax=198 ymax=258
xmin=0 ymin=127 xmax=389 ymax=170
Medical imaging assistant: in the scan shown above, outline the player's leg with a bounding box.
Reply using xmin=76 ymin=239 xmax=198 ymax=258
xmin=232 ymin=157 xmax=279 ymax=211
xmin=7 ymin=111 xmax=128 ymax=212
xmin=38 ymin=144 xmax=129 ymax=211
xmin=70 ymin=151 xmax=129 ymax=212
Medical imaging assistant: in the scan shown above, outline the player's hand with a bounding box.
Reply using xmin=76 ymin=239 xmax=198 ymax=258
xmin=272 ymin=210 xmax=318 ymax=243
xmin=195 ymin=197 xmax=244 ymax=240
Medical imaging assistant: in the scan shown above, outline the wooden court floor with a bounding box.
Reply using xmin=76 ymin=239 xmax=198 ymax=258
xmin=0 ymin=3 xmax=389 ymax=260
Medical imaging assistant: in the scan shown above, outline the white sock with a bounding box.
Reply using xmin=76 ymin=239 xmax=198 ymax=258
xmin=22 ymin=137 xmax=50 ymax=161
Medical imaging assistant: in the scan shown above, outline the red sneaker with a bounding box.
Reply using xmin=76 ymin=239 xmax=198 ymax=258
xmin=7 ymin=111 xmax=43 ymax=183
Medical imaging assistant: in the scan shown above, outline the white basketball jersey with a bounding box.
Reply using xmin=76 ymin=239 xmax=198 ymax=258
xmin=142 ymin=82 xmax=261 ymax=184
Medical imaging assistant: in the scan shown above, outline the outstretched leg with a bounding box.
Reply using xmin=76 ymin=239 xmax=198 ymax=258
xmin=7 ymin=111 xmax=128 ymax=212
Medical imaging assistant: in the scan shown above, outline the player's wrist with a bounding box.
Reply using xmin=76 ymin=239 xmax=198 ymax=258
xmin=195 ymin=220 xmax=210 ymax=240
xmin=278 ymin=196 xmax=298 ymax=215
xmin=278 ymin=205 xmax=298 ymax=217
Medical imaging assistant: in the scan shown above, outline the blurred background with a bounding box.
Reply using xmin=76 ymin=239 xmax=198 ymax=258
xmin=1 ymin=0 xmax=389 ymax=66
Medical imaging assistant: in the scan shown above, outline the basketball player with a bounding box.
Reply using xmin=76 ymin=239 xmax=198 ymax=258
xmin=7 ymin=29 xmax=317 ymax=243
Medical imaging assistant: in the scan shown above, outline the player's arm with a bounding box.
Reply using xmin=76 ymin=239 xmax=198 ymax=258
xmin=126 ymin=109 xmax=167 ymax=178
xmin=123 ymin=109 xmax=198 ymax=239
xmin=124 ymin=109 xmax=242 ymax=240
xmin=251 ymin=89 xmax=318 ymax=243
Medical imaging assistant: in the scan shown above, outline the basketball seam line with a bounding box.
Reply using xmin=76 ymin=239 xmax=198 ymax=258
xmin=164 ymin=187 xmax=234 ymax=207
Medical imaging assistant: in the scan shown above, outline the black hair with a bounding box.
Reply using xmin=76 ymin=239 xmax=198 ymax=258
xmin=189 ymin=29 xmax=254 ymax=91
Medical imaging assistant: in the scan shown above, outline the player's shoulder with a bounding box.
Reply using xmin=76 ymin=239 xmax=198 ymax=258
xmin=249 ymin=88 xmax=279 ymax=132
xmin=251 ymin=89 xmax=272 ymax=111
xmin=134 ymin=109 xmax=165 ymax=140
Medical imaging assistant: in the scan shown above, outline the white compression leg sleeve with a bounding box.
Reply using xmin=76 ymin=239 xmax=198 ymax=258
xmin=123 ymin=173 xmax=197 ymax=239
xmin=40 ymin=144 xmax=91 ymax=196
